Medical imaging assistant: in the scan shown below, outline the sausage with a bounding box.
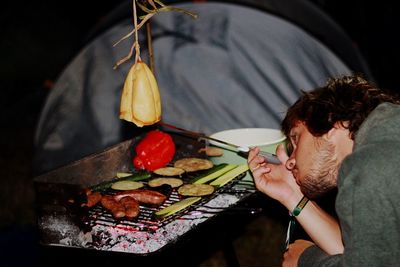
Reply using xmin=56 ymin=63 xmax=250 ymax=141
xmin=113 ymin=189 xmax=167 ymax=206
xmin=82 ymin=191 xmax=102 ymax=208
xmin=101 ymin=195 xmax=125 ymax=218
xmin=119 ymin=196 xmax=140 ymax=219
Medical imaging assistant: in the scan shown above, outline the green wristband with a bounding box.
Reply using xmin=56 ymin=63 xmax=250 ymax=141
xmin=292 ymin=196 xmax=309 ymax=216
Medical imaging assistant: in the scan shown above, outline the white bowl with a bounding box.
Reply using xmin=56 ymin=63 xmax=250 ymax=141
xmin=209 ymin=128 xmax=286 ymax=165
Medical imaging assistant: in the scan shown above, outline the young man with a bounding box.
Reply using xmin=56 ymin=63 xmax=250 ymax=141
xmin=248 ymin=75 xmax=400 ymax=266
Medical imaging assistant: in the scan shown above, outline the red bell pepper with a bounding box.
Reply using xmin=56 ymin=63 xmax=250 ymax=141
xmin=133 ymin=130 xmax=176 ymax=171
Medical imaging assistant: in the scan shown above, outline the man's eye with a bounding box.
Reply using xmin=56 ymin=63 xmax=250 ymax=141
xmin=286 ymin=142 xmax=294 ymax=155
xmin=290 ymin=135 xmax=297 ymax=145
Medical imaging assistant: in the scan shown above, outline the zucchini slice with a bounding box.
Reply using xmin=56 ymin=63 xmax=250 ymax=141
xmin=209 ymin=164 xmax=249 ymax=187
xmin=198 ymin=147 xmax=224 ymax=157
xmin=116 ymin=172 xmax=134 ymax=178
xmin=193 ymin=164 xmax=237 ymax=184
xmin=148 ymin=177 xmax=183 ymax=188
xmin=111 ymin=180 xmax=144 ymax=190
xmin=90 ymin=171 xmax=151 ymax=191
xmin=153 ymin=167 xmax=185 ymax=176
xmin=177 ymin=184 xmax=215 ymax=197
xmin=155 ymin=197 xmax=201 ymax=218
xmin=173 ymin=158 xmax=213 ymax=172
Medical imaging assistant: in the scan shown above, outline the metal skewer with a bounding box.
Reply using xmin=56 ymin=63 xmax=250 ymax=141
xmin=159 ymin=122 xmax=281 ymax=165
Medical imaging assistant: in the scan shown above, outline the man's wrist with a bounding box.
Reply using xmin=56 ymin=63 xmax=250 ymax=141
xmin=284 ymin=193 xmax=307 ymax=214
xmin=291 ymin=195 xmax=309 ymax=216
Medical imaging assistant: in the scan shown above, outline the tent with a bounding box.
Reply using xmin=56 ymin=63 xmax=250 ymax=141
xmin=33 ymin=0 xmax=372 ymax=174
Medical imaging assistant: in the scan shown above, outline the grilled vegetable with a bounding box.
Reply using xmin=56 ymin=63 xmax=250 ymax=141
xmin=153 ymin=167 xmax=185 ymax=176
xmin=90 ymin=171 xmax=151 ymax=192
xmin=177 ymin=184 xmax=215 ymax=197
xmin=198 ymin=147 xmax=224 ymax=157
xmin=155 ymin=197 xmax=201 ymax=218
xmin=116 ymin=172 xmax=134 ymax=178
xmin=133 ymin=130 xmax=176 ymax=171
xmin=209 ymin=164 xmax=249 ymax=187
xmin=111 ymin=180 xmax=144 ymax=190
xmin=148 ymin=178 xmax=183 ymax=188
xmin=119 ymin=61 xmax=161 ymax=127
xmin=173 ymin=158 xmax=213 ymax=172
xmin=193 ymin=164 xmax=237 ymax=184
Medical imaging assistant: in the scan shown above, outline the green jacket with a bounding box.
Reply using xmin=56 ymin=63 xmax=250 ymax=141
xmin=299 ymin=103 xmax=400 ymax=266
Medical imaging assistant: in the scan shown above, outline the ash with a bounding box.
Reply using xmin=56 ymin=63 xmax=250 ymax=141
xmin=39 ymin=215 xmax=85 ymax=246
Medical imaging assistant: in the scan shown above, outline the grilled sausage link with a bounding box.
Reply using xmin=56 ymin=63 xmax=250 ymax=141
xmin=114 ymin=189 xmax=167 ymax=206
xmin=83 ymin=191 xmax=102 ymax=208
xmin=119 ymin=196 xmax=140 ymax=219
xmin=101 ymin=195 xmax=125 ymax=218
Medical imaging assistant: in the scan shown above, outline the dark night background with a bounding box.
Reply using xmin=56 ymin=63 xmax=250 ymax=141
xmin=0 ymin=0 xmax=399 ymax=266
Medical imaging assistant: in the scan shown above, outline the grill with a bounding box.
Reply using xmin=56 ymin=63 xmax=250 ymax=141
xmin=84 ymin=176 xmax=252 ymax=233
xmin=34 ymin=132 xmax=258 ymax=254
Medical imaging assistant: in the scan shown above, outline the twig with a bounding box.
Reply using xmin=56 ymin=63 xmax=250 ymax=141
xmin=133 ymin=0 xmax=141 ymax=63
xmin=146 ymin=21 xmax=155 ymax=73
xmin=113 ymin=0 xmax=198 ymax=69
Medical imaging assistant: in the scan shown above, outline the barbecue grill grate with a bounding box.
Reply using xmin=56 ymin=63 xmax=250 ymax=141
xmin=83 ymin=172 xmax=253 ymax=234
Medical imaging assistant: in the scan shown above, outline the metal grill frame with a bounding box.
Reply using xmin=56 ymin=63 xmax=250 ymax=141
xmin=34 ymin=131 xmax=258 ymax=253
xmin=83 ymin=172 xmax=250 ymax=234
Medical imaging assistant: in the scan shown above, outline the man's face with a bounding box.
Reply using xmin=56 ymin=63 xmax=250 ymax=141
xmin=286 ymin=122 xmax=339 ymax=198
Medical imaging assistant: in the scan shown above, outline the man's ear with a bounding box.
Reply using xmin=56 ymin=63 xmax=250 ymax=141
xmin=323 ymin=128 xmax=335 ymax=141
xmin=323 ymin=122 xmax=347 ymax=141
xmin=323 ymin=122 xmax=344 ymax=141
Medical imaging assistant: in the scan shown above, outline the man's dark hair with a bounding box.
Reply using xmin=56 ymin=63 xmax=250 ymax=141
xmin=282 ymin=75 xmax=400 ymax=139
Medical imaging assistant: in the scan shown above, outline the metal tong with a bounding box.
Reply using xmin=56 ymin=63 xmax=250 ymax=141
xmin=160 ymin=122 xmax=281 ymax=165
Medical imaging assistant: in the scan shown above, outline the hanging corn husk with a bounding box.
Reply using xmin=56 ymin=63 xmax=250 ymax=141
xmin=114 ymin=0 xmax=197 ymax=127
xmin=119 ymin=60 xmax=161 ymax=126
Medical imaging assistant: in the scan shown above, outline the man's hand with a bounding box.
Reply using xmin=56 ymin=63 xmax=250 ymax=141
xmin=283 ymin=239 xmax=314 ymax=267
xmin=247 ymin=144 xmax=301 ymax=207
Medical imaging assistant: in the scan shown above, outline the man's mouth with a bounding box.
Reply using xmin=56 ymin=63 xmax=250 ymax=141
xmin=292 ymin=168 xmax=298 ymax=177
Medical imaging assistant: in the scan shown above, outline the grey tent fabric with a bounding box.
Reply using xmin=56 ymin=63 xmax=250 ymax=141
xmin=34 ymin=2 xmax=353 ymax=173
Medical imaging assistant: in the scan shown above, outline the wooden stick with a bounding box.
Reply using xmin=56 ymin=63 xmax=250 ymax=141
xmin=146 ymin=21 xmax=155 ymax=73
